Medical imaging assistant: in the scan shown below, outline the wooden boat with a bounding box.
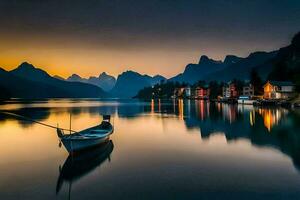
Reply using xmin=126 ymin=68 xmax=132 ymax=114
xmin=57 ymin=115 xmax=113 ymax=153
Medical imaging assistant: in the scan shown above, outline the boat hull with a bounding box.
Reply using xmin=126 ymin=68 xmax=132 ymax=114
xmin=61 ymin=136 xmax=110 ymax=153
xmin=57 ymin=120 xmax=114 ymax=153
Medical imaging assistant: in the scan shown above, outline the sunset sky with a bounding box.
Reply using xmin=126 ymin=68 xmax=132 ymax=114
xmin=0 ymin=0 xmax=299 ymax=78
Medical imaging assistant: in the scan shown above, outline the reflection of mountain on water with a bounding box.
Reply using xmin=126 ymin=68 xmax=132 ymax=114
xmin=0 ymin=107 xmax=51 ymax=127
xmin=2 ymin=99 xmax=300 ymax=172
xmin=0 ymin=99 xmax=154 ymax=125
xmin=56 ymin=140 xmax=114 ymax=194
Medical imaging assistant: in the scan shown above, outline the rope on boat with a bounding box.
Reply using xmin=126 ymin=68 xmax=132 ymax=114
xmin=0 ymin=111 xmax=77 ymax=133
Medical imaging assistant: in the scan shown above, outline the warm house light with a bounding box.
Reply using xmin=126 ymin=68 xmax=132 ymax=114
xmin=199 ymin=100 xmax=205 ymax=120
xmin=178 ymin=99 xmax=184 ymax=120
xmin=264 ymin=110 xmax=272 ymax=132
xmin=151 ymin=99 xmax=154 ymax=113
xmin=258 ymin=108 xmax=283 ymax=132
xmin=265 ymin=84 xmax=270 ymax=92
xmin=263 ymin=81 xmax=294 ymax=100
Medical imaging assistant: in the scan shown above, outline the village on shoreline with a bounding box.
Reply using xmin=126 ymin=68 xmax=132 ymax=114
xmin=135 ymin=78 xmax=300 ymax=108
xmin=172 ymin=80 xmax=298 ymax=106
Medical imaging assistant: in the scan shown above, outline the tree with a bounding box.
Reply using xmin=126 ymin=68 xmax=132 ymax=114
xmin=195 ymin=80 xmax=206 ymax=87
xmin=209 ymin=81 xmax=223 ymax=99
xmin=250 ymin=68 xmax=263 ymax=95
xmin=232 ymin=79 xmax=245 ymax=95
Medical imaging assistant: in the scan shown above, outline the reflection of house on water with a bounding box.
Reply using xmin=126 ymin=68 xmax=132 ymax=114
xmin=254 ymin=108 xmax=288 ymax=132
xmin=178 ymin=101 xmax=300 ymax=172
xmin=149 ymin=99 xmax=239 ymax=123
xmin=178 ymin=99 xmax=184 ymax=120
xmin=248 ymin=107 xmax=289 ymax=132
xmin=56 ymin=140 xmax=114 ymax=197
xmin=149 ymin=100 xmax=300 ymax=173
xmin=139 ymin=99 xmax=300 ymax=173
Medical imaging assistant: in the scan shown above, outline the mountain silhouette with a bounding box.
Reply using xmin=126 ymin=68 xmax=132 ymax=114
xmin=111 ymin=71 xmax=166 ymax=98
xmin=169 ymin=55 xmax=234 ymax=83
xmin=67 ymin=72 xmax=116 ymax=91
xmin=223 ymin=55 xmax=243 ymax=65
xmin=169 ymin=51 xmax=277 ymax=84
xmin=267 ymin=31 xmax=300 ymax=84
xmin=1 ymin=62 xmax=107 ymax=98
xmin=206 ymin=51 xmax=278 ymax=81
xmin=67 ymin=74 xmax=83 ymax=82
xmin=53 ymin=75 xmax=65 ymax=81
xmin=2 ymin=32 xmax=298 ymax=99
xmin=88 ymin=72 xmax=116 ymax=91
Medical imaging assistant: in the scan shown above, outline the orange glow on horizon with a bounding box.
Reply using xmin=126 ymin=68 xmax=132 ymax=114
xmin=0 ymin=44 xmax=206 ymax=79
xmin=0 ymin=33 xmax=254 ymax=79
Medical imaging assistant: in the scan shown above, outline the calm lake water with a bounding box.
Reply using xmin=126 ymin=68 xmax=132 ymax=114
xmin=0 ymin=99 xmax=300 ymax=200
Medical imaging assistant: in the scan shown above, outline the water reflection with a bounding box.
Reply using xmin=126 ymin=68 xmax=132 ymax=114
xmin=257 ymin=108 xmax=288 ymax=132
xmin=0 ymin=100 xmax=299 ymax=170
xmin=0 ymin=99 xmax=297 ymax=136
xmin=0 ymin=99 xmax=300 ymax=199
xmin=149 ymin=99 xmax=300 ymax=171
xmin=0 ymin=99 xmax=297 ymax=134
xmin=0 ymin=107 xmax=51 ymax=127
xmin=56 ymin=140 xmax=114 ymax=196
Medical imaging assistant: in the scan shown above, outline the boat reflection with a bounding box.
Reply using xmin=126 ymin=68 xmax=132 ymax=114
xmin=56 ymin=140 xmax=114 ymax=195
xmin=2 ymin=99 xmax=299 ymax=173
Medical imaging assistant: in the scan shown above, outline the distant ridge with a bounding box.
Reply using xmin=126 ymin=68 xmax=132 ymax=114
xmin=169 ymin=51 xmax=277 ymax=83
xmin=2 ymin=31 xmax=298 ymax=99
xmin=67 ymin=72 xmax=116 ymax=91
xmin=169 ymin=55 xmax=241 ymax=83
xmin=1 ymin=62 xmax=108 ymax=98
xmin=111 ymin=70 xmax=166 ymax=98
xmin=53 ymin=75 xmax=65 ymax=81
xmin=206 ymin=51 xmax=278 ymax=81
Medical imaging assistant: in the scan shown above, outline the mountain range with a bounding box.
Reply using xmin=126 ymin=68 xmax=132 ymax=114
xmin=65 ymin=72 xmax=116 ymax=91
xmin=0 ymin=62 xmax=107 ymax=98
xmin=0 ymin=52 xmax=282 ymax=99
xmin=1 ymin=32 xmax=299 ymax=99
xmin=169 ymin=51 xmax=277 ymax=83
xmin=61 ymin=70 xmax=166 ymax=98
xmin=206 ymin=51 xmax=278 ymax=81
xmin=111 ymin=71 xmax=166 ymax=97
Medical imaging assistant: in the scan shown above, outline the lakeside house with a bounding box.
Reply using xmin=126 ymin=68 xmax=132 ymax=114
xmin=174 ymin=88 xmax=184 ymax=98
xmin=263 ymin=81 xmax=295 ymax=100
xmin=238 ymin=83 xmax=255 ymax=104
xmin=195 ymin=86 xmax=210 ymax=99
xmin=242 ymin=84 xmax=254 ymax=97
xmin=185 ymin=87 xmax=191 ymax=97
xmin=171 ymin=80 xmax=296 ymax=104
xmin=222 ymin=83 xmax=238 ymax=99
xmin=174 ymin=87 xmax=191 ymax=98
